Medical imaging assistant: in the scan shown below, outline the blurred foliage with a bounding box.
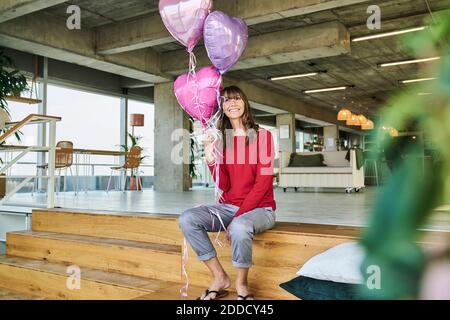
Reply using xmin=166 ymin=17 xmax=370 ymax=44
xmin=360 ymin=13 xmax=450 ymax=299
xmin=0 ymin=48 xmax=28 ymax=114
xmin=0 ymin=49 xmax=28 ymax=152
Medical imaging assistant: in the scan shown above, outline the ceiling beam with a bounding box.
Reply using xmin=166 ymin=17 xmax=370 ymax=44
xmin=120 ymin=78 xmax=154 ymax=89
xmin=95 ymin=14 xmax=172 ymax=55
xmin=0 ymin=12 xmax=350 ymax=126
xmin=224 ymin=77 xmax=340 ymax=125
xmin=0 ymin=12 xmax=170 ymax=83
xmin=162 ymin=21 xmax=350 ymax=75
xmin=96 ymin=0 xmax=369 ymax=55
xmin=0 ymin=0 xmax=68 ymax=23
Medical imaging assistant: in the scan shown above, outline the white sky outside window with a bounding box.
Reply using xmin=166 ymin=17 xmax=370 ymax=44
xmin=47 ymin=84 xmax=121 ymax=176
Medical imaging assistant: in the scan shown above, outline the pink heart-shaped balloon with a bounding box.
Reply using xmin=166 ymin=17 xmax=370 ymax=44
xmin=204 ymin=11 xmax=248 ymax=74
xmin=159 ymin=0 xmax=212 ymax=53
xmin=174 ymin=66 xmax=222 ymax=124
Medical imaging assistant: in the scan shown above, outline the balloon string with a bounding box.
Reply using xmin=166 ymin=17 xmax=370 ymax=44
xmin=188 ymin=51 xmax=197 ymax=77
xmin=188 ymin=51 xmax=215 ymax=127
xmin=187 ymin=52 xmax=202 ymax=126
xmin=211 ymin=76 xmax=225 ymax=204
xmin=208 ymin=207 xmax=228 ymax=247
xmin=180 ymin=205 xmax=227 ymax=299
xmin=180 ymin=238 xmax=189 ymax=298
xmin=179 ymin=69 xmax=224 ymax=298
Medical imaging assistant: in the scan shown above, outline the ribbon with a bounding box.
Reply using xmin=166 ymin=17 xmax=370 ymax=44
xmin=180 ymin=68 xmax=225 ymax=298
xmin=180 ymin=238 xmax=189 ymax=298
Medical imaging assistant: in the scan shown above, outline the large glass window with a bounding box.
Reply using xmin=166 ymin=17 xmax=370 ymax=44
xmin=127 ymin=99 xmax=154 ymax=176
xmin=296 ymin=131 xmax=304 ymax=152
xmin=260 ymin=124 xmax=278 ymax=159
xmin=47 ymin=84 xmax=121 ymax=176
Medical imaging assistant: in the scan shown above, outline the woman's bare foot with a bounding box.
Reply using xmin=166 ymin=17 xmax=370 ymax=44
xmin=236 ymin=284 xmax=254 ymax=300
xmin=200 ymin=274 xmax=231 ymax=300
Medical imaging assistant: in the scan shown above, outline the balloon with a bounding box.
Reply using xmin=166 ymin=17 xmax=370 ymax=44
xmin=159 ymin=0 xmax=212 ymax=53
xmin=204 ymin=11 xmax=248 ymax=74
xmin=174 ymin=66 xmax=222 ymax=124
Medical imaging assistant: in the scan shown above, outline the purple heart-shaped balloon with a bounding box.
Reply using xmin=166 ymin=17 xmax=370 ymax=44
xmin=204 ymin=11 xmax=248 ymax=74
xmin=159 ymin=0 xmax=212 ymax=53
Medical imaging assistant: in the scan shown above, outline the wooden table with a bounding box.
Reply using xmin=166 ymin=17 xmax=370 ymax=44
xmin=0 ymin=145 xmax=127 ymax=156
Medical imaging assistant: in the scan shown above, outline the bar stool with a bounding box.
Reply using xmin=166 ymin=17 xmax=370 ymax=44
xmin=363 ymin=157 xmax=379 ymax=186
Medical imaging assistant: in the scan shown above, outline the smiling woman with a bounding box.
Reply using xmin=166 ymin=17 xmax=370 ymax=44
xmin=179 ymin=85 xmax=276 ymax=300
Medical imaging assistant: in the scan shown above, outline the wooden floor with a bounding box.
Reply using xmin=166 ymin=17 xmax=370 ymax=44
xmin=6 ymin=187 xmax=450 ymax=231
xmin=0 ymin=287 xmax=46 ymax=300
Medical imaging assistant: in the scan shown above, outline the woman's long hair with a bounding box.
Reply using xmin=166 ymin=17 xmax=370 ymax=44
xmin=217 ymin=86 xmax=259 ymax=149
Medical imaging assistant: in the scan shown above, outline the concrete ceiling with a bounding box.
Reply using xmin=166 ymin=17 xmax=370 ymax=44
xmin=41 ymin=0 xmax=449 ymax=117
xmin=44 ymin=0 xmax=160 ymax=27
xmin=2 ymin=0 xmax=450 ymax=124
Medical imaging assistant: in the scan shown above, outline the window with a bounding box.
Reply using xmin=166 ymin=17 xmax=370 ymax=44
xmin=260 ymin=124 xmax=278 ymax=159
xmin=127 ymin=99 xmax=154 ymax=176
xmin=47 ymin=84 xmax=121 ymax=176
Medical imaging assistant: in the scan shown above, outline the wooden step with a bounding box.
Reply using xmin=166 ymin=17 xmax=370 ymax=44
xmin=32 ymin=208 xmax=182 ymax=245
xmin=6 ymin=231 xmax=182 ymax=283
xmin=184 ymin=231 xmax=354 ymax=300
xmin=29 ymin=209 xmax=364 ymax=299
xmin=28 ymin=209 xmax=448 ymax=300
xmin=0 ymin=255 xmax=188 ymax=300
xmin=0 ymin=287 xmax=46 ymax=300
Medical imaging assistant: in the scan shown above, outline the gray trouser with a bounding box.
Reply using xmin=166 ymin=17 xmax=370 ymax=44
xmin=179 ymin=204 xmax=276 ymax=268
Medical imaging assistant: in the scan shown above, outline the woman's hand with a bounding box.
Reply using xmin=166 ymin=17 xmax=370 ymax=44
xmin=202 ymin=133 xmax=216 ymax=165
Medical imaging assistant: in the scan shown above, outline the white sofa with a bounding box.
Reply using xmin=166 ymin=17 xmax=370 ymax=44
xmin=278 ymin=150 xmax=365 ymax=193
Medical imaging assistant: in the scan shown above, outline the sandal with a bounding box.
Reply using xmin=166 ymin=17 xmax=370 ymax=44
xmin=237 ymin=294 xmax=254 ymax=300
xmin=197 ymin=289 xmax=229 ymax=300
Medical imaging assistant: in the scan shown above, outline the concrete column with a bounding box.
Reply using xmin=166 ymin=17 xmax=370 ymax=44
xmin=276 ymin=113 xmax=296 ymax=153
xmin=119 ymin=93 xmax=128 ymax=187
xmin=154 ymin=82 xmax=190 ymax=192
xmin=323 ymin=125 xmax=339 ymax=151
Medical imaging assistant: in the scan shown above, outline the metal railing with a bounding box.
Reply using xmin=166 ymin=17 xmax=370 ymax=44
xmin=2 ymin=161 xmax=155 ymax=193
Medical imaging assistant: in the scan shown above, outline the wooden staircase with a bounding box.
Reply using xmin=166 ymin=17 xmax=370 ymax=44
xmin=0 ymin=209 xmax=190 ymax=300
xmin=1 ymin=208 xmax=444 ymax=300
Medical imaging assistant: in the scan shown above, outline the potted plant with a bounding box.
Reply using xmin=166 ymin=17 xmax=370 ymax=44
xmin=120 ymin=133 xmax=147 ymax=191
xmin=0 ymin=49 xmax=28 ymax=197
xmin=187 ymin=117 xmax=203 ymax=189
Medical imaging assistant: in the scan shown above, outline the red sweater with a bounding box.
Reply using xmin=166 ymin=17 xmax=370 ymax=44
xmin=208 ymin=128 xmax=276 ymax=218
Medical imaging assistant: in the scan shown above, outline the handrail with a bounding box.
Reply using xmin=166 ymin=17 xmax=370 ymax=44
xmin=0 ymin=114 xmax=60 ymax=208
xmin=1 ymin=114 xmax=61 ymax=143
xmin=0 ymin=144 xmax=126 ymax=156
xmin=7 ymin=161 xmax=154 ymax=168
xmin=0 ymin=146 xmax=52 ymax=152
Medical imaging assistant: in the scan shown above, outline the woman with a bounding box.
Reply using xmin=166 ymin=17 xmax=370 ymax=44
xmin=179 ymin=86 xmax=276 ymax=300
